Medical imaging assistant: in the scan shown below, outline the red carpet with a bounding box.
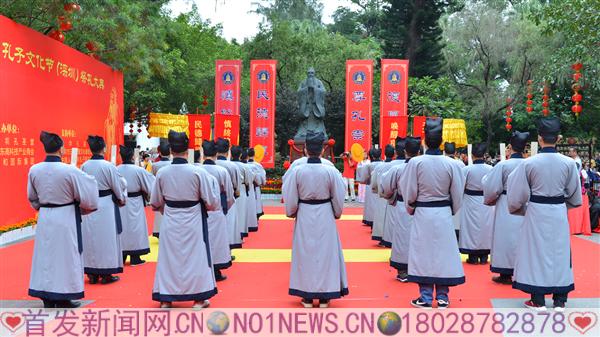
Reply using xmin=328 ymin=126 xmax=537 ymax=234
xmin=1 ymin=206 xmax=599 ymax=308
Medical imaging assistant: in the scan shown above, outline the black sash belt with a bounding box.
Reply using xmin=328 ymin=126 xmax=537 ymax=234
xmin=163 ymin=199 xmax=212 ymax=268
xmin=412 ymin=200 xmax=452 ymax=208
xmin=396 ymin=194 xmax=404 ymax=202
xmin=465 ymin=189 xmax=484 ymax=196
xmin=40 ymin=201 xmax=83 ymax=254
xmin=220 ymin=192 xmax=228 ymax=215
xmin=299 ymin=198 xmax=332 ymax=205
xmin=99 ymin=189 xmax=123 ymax=234
xmin=128 ymin=191 xmax=144 ymax=198
xmin=501 ymin=190 xmax=507 ymax=195
xmin=530 ymin=195 xmax=565 ymax=204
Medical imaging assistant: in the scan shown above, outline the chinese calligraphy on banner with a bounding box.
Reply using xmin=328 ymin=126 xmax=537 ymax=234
xmin=214 ymin=114 xmax=240 ymax=145
xmin=412 ymin=115 xmax=427 ymax=138
xmin=380 ymin=59 xmax=409 ymax=146
xmin=345 ymin=60 xmax=373 ymax=159
xmin=380 ymin=115 xmax=408 ymax=146
xmin=214 ymin=60 xmax=241 ymax=144
xmin=147 ymin=112 xmax=189 ymax=138
xmin=188 ymin=114 xmax=212 ymax=150
xmin=249 ymin=60 xmax=277 ymax=168
xmin=0 ymin=15 xmax=123 ymax=228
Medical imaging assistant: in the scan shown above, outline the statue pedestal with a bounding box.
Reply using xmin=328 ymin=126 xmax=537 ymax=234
xmin=288 ymin=139 xmax=335 ymax=163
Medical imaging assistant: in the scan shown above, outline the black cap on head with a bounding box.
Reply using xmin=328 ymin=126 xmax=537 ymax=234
xmin=202 ymin=140 xmax=217 ymax=157
xmin=215 ymin=137 xmax=230 ymax=153
xmin=424 ymin=118 xmax=443 ymax=148
xmin=119 ymin=145 xmax=134 ymax=162
xmin=472 ymin=143 xmax=487 ymax=157
xmin=40 ymin=131 xmax=63 ymax=153
xmin=384 ymin=144 xmax=395 ymax=159
xmin=395 ymin=137 xmax=406 ymax=156
xmin=194 ymin=150 xmax=201 ymax=163
xmin=167 ymin=130 xmax=189 ymax=153
xmin=158 ymin=141 xmax=170 ymax=156
xmin=241 ymin=148 xmax=248 ymax=161
xmin=405 ymin=136 xmax=421 ymax=156
xmin=87 ymin=135 xmax=106 ymax=153
xmin=510 ymin=131 xmax=529 ymax=153
xmin=247 ymin=148 xmax=255 ymax=157
xmin=444 ymin=142 xmax=456 ymax=155
xmin=305 ymin=131 xmax=325 ymax=155
xmin=369 ymin=147 xmax=381 ymax=160
xmin=230 ymin=145 xmax=242 ymax=159
xmin=536 ymin=117 xmax=561 ymax=137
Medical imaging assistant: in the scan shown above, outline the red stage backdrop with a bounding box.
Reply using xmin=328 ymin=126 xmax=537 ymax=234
xmin=381 ymin=115 xmax=408 ymax=146
xmin=412 ymin=115 xmax=427 ymax=138
xmin=345 ymin=60 xmax=373 ymax=158
xmin=380 ymin=59 xmax=409 ymax=146
xmin=214 ymin=60 xmax=241 ymax=144
xmin=0 ymin=15 xmax=124 ymax=229
xmin=214 ymin=114 xmax=240 ymax=145
xmin=188 ymin=114 xmax=212 ymax=150
xmin=249 ymin=60 xmax=277 ymax=168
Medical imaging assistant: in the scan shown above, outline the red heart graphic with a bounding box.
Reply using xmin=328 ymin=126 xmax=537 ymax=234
xmin=575 ymin=317 xmax=592 ymax=330
xmin=5 ymin=316 xmax=21 ymax=329
xmin=1 ymin=312 xmax=25 ymax=333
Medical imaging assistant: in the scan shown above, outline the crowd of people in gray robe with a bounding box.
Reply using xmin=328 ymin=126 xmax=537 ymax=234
xmin=358 ymin=116 xmax=581 ymax=311
xmin=27 ymin=130 xmax=266 ymax=308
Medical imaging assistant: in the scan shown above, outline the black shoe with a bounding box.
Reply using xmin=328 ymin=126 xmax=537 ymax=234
xmin=153 ymin=233 xmax=159 ymax=239
xmin=466 ymin=257 xmax=478 ymax=265
xmin=123 ymin=253 xmax=128 ymax=264
xmin=411 ymin=298 xmax=432 ymax=309
xmin=42 ymin=299 xmax=56 ymax=308
xmin=130 ymin=259 xmax=146 ymax=266
xmin=479 ymin=256 xmax=489 ymax=264
xmin=88 ymin=275 xmax=99 ymax=284
xmin=318 ymin=299 xmax=330 ymax=308
xmin=396 ymin=271 xmax=408 ymax=282
xmin=436 ymin=299 xmax=449 ymax=309
xmin=301 ymin=299 xmax=313 ymax=308
xmin=231 ymin=256 xmax=236 ymax=261
xmin=492 ymin=275 xmax=512 ymax=285
xmin=215 ymin=270 xmax=227 ymax=282
xmin=101 ymin=275 xmax=120 ymax=284
xmin=55 ymin=300 xmax=81 ymax=308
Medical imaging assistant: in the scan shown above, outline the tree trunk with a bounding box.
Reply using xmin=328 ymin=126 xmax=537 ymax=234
xmin=406 ymin=0 xmax=424 ymax=73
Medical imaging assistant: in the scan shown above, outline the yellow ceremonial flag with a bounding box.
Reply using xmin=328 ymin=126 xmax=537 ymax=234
xmin=147 ymin=112 xmax=189 ymax=138
xmin=441 ymin=118 xmax=468 ymax=148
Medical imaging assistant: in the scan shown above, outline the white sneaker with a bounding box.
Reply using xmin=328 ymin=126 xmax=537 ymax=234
xmin=192 ymin=300 xmax=210 ymax=309
xmin=301 ymin=299 xmax=313 ymax=308
xmin=319 ymin=300 xmax=330 ymax=308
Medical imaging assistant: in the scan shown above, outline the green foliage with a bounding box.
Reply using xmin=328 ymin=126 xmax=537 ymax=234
xmin=408 ymin=76 xmax=466 ymax=117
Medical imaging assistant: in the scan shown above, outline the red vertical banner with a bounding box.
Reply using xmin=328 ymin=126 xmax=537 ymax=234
xmin=412 ymin=115 xmax=427 ymax=138
xmin=214 ymin=60 xmax=241 ymax=143
xmin=249 ymin=60 xmax=277 ymax=168
xmin=345 ymin=60 xmax=373 ymax=161
xmin=380 ymin=59 xmax=409 ymax=146
xmin=380 ymin=115 xmax=408 ymax=146
xmin=214 ymin=114 xmax=240 ymax=145
xmin=188 ymin=114 xmax=212 ymax=150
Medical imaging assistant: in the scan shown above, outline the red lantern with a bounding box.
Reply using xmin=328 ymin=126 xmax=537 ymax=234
xmin=571 ymin=105 xmax=582 ymax=114
xmin=283 ymin=161 xmax=291 ymax=170
xmin=505 ymin=111 xmax=512 ymax=117
xmin=571 ymin=63 xmax=583 ymax=72
xmin=526 ymin=93 xmax=533 ymax=100
xmin=287 ymin=139 xmax=294 ymax=146
xmin=328 ymin=139 xmax=335 ymax=146
xmin=542 ymin=95 xmax=549 ymax=101
xmin=60 ymin=20 xmax=73 ymax=31
xmin=137 ymin=128 xmax=142 ymax=133
xmin=572 ymin=93 xmax=582 ymax=102
xmin=49 ymin=30 xmax=65 ymax=43
xmin=85 ymin=41 xmax=97 ymax=52
xmin=542 ymin=101 xmax=549 ymax=108
xmin=505 ymin=117 xmax=512 ymax=123
xmin=505 ymin=124 xmax=512 ymax=130
xmin=542 ymin=109 xmax=549 ymax=116
xmin=526 ymin=107 xmax=533 ymax=113
xmin=526 ymin=100 xmax=533 ymax=106
xmin=573 ymin=73 xmax=582 ymax=82
xmin=64 ymin=3 xmax=75 ymax=12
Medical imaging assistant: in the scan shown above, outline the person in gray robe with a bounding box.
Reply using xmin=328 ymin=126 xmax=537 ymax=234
xmin=247 ymin=148 xmax=267 ymax=219
xmin=444 ymin=142 xmax=465 ymax=241
xmin=377 ymin=139 xmax=407 ymax=247
xmin=241 ymin=149 xmax=259 ymax=233
xmin=459 ymin=143 xmax=494 ymax=264
xmin=379 ymin=136 xmax=421 ymax=282
xmin=230 ymin=146 xmax=251 ymax=239
xmin=81 ymin=135 xmax=127 ymax=285
xmin=117 ymin=145 xmax=155 ymax=266
xmin=483 ymin=131 xmax=528 ymax=284
xmin=215 ymin=138 xmax=243 ymax=250
xmin=199 ymin=142 xmax=235 ymax=281
xmin=355 ymin=148 xmax=382 ymax=227
xmin=283 ymin=131 xmax=348 ymax=308
xmin=151 ymin=142 xmax=171 ymax=238
xmin=507 ymin=117 xmax=582 ymax=311
xmin=28 ymin=131 xmax=99 ymax=308
xmin=370 ymin=144 xmax=395 ymax=245
xmin=150 ymin=130 xmax=220 ymax=308
xmin=400 ymin=118 xmax=466 ymax=309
